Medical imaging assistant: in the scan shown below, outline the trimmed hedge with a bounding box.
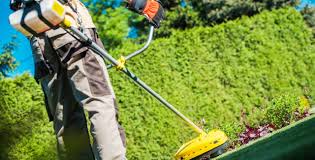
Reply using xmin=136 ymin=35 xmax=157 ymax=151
xmin=0 ymin=74 xmax=57 ymax=160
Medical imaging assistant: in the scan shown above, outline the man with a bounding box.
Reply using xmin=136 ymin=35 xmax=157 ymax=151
xmin=18 ymin=0 xmax=164 ymax=159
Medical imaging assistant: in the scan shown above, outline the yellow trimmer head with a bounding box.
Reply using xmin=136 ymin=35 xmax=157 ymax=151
xmin=175 ymin=129 xmax=229 ymax=160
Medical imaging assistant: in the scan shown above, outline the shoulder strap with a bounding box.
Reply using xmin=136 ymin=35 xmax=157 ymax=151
xmin=34 ymin=3 xmax=55 ymax=28
xmin=20 ymin=2 xmax=57 ymax=36
xmin=21 ymin=7 xmax=38 ymax=35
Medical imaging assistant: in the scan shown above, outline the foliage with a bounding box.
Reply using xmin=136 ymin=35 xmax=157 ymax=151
xmin=301 ymin=5 xmax=315 ymax=36
xmin=86 ymin=0 xmax=147 ymax=50
xmin=85 ymin=0 xmax=180 ymax=14
xmin=219 ymin=114 xmax=315 ymax=160
xmin=264 ymin=94 xmax=310 ymax=128
xmin=238 ymin=93 xmax=312 ymax=146
xmin=0 ymin=37 xmax=18 ymax=78
xmin=85 ymin=0 xmax=300 ymax=43
xmin=0 ymin=74 xmax=56 ymax=160
xmin=189 ymin=0 xmax=299 ymax=25
xmin=239 ymin=124 xmax=275 ymax=145
xmin=160 ymin=0 xmax=180 ymax=10
xmin=92 ymin=7 xmax=132 ymax=49
xmin=152 ymin=0 xmax=301 ymax=37
xmin=108 ymin=8 xmax=315 ymax=159
xmin=155 ymin=5 xmax=202 ymax=37
xmin=83 ymin=0 xmax=124 ymax=14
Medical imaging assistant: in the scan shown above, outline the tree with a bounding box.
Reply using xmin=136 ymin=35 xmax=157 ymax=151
xmin=155 ymin=5 xmax=202 ymax=37
xmin=0 ymin=36 xmax=18 ymax=78
xmin=85 ymin=0 xmax=300 ymax=41
xmin=189 ymin=0 xmax=300 ymax=24
xmin=161 ymin=0 xmax=180 ymax=10
xmin=92 ymin=7 xmax=132 ymax=49
xmin=145 ymin=0 xmax=300 ymax=37
xmin=301 ymin=5 xmax=315 ymax=36
xmin=85 ymin=0 xmax=147 ymax=50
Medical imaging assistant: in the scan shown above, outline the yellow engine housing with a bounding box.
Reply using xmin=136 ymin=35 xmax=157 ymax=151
xmin=175 ymin=129 xmax=228 ymax=160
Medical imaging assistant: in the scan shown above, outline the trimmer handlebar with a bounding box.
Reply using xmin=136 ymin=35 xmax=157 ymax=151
xmin=107 ymin=25 xmax=155 ymax=69
xmin=125 ymin=26 xmax=155 ymax=60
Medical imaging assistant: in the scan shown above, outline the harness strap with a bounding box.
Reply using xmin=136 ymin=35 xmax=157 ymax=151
xmin=56 ymin=0 xmax=84 ymax=30
xmin=34 ymin=3 xmax=55 ymax=28
xmin=21 ymin=6 xmax=38 ymax=35
xmin=21 ymin=2 xmax=56 ymax=36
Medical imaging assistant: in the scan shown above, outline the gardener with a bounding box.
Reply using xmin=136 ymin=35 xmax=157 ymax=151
xmin=10 ymin=0 xmax=164 ymax=159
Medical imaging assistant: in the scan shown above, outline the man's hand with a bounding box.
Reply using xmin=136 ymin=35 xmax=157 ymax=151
xmin=126 ymin=0 xmax=164 ymax=28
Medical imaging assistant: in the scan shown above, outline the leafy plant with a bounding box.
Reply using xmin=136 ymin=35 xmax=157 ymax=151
xmin=264 ymin=94 xmax=311 ymax=128
xmin=239 ymin=124 xmax=275 ymax=145
xmin=238 ymin=94 xmax=311 ymax=145
xmin=0 ymin=36 xmax=18 ymax=78
xmin=264 ymin=94 xmax=299 ymax=128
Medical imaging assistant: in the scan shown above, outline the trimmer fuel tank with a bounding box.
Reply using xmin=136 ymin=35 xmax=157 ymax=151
xmin=9 ymin=0 xmax=65 ymax=37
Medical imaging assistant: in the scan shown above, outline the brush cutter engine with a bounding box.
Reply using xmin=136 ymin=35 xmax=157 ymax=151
xmin=9 ymin=0 xmax=65 ymax=37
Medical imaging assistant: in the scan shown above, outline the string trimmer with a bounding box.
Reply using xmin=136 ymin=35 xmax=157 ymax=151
xmin=9 ymin=0 xmax=229 ymax=159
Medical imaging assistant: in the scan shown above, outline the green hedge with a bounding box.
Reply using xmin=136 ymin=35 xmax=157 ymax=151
xmin=1 ymin=7 xmax=315 ymax=160
xmin=108 ymin=8 xmax=315 ymax=159
xmin=0 ymin=74 xmax=57 ymax=160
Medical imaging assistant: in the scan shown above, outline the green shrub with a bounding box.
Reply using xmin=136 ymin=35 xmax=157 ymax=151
xmin=264 ymin=94 xmax=298 ymax=128
xmin=0 ymin=74 xmax=56 ymax=160
xmin=264 ymin=94 xmax=311 ymax=128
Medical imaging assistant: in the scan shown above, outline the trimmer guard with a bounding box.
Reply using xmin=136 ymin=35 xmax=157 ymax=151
xmin=175 ymin=129 xmax=229 ymax=160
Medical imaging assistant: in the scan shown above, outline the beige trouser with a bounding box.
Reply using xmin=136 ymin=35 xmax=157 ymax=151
xmin=30 ymin=28 xmax=126 ymax=160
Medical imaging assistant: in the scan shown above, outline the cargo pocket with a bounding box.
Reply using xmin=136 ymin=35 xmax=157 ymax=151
xmin=43 ymin=90 xmax=54 ymax=121
xmin=45 ymin=28 xmax=79 ymax=64
xmin=55 ymin=40 xmax=88 ymax=65
xmin=30 ymin=36 xmax=54 ymax=82
xmin=83 ymin=51 xmax=111 ymax=96
xmin=46 ymin=28 xmax=76 ymax=50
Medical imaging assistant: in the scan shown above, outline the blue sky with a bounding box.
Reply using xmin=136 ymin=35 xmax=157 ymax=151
xmin=1 ymin=0 xmax=315 ymax=77
xmin=1 ymin=2 xmax=34 ymax=76
xmin=298 ymin=0 xmax=315 ymax=9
